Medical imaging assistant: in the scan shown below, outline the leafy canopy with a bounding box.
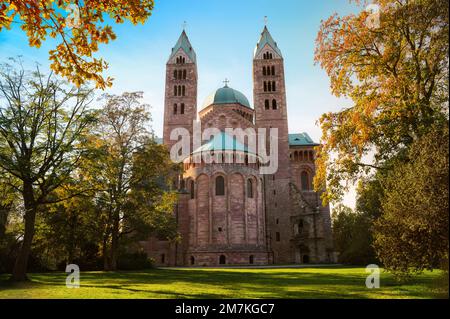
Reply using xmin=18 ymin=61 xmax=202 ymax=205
xmin=314 ymin=0 xmax=449 ymax=204
xmin=0 ymin=1 xmax=154 ymax=89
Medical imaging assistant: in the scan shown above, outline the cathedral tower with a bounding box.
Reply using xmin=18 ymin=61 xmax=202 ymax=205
xmin=253 ymin=26 xmax=292 ymax=263
xmin=163 ymin=30 xmax=198 ymax=151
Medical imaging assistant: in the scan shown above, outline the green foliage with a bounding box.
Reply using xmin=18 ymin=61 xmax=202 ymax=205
xmin=355 ymin=177 xmax=383 ymax=220
xmin=117 ymin=250 xmax=153 ymax=270
xmin=374 ymin=123 xmax=449 ymax=277
xmin=332 ymin=205 xmax=377 ymax=265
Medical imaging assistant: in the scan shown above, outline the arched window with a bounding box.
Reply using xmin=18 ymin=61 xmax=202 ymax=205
xmin=272 ymin=99 xmax=277 ymax=110
xmin=182 ymin=85 xmax=185 ymax=96
xmin=219 ymin=255 xmax=226 ymax=265
xmin=215 ymin=176 xmax=225 ymax=196
xmin=174 ymin=85 xmax=177 ymax=96
xmin=263 ymin=81 xmax=267 ymax=92
xmin=249 ymin=255 xmax=254 ymax=264
xmin=272 ymin=81 xmax=276 ymax=91
xmin=247 ymin=179 xmax=253 ymax=198
xmin=180 ymin=103 xmax=185 ymax=114
xmin=173 ymin=70 xmax=177 ymax=79
xmin=183 ymin=69 xmax=186 ymax=79
xmin=190 ymin=180 xmax=195 ymax=199
xmin=265 ymin=99 xmax=270 ymax=110
xmin=173 ymin=103 xmax=177 ymax=115
xmin=262 ymin=66 xmax=266 ymax=76
xmin=301 ymin=171 xmax=310 ymax=191
xmin=269 ymin=53 xmax=273 ymax=59
xmin=177 ymin=85 xmax=181 ymax=96
xmin=190 ymin=256 xmax=195 ymax=265
xmin=271 ymin=66 xmax=275 ymax=75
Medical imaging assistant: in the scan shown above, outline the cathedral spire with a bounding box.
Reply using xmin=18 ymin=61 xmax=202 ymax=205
xmin=254 ymin=25 xmax=282 ymax=58
xmin=168 ymin=29 xmax=196 ymax=63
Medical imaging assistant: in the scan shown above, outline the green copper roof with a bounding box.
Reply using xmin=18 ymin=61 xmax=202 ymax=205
xmin=201 ymin=85 xmax=252 ymax=110
xmin=192 ymin=131 xmax=256 ymax=155
xmin=169 ymin=30 xmax=196 ymax=63
xmin=254 ymin=26 xmax=282 ymax=58
xmin=288 ymin=133 xmax=319 ymax=146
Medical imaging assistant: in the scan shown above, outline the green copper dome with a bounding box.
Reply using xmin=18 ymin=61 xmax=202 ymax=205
xmin=201 ymin=85 xmax=252 ymax=110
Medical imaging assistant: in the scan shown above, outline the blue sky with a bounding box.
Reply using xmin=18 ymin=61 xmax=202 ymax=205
xmin=0 ymin=0 xmax=361 ymax=206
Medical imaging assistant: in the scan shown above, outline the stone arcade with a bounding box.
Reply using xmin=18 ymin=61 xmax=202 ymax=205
xmin=141 ymin=26 xmax=334 ymax=266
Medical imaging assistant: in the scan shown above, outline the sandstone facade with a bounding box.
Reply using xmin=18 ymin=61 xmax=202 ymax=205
xmin=141 ymin=27 xmax=335 ymax=266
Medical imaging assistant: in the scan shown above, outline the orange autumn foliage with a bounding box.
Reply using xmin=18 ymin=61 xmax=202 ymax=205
xmin=0 ymin=0 xmax=154 ymax=89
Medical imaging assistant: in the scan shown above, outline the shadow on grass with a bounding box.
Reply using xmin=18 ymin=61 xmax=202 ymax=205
xmin=0 ymin=267 xmax=446 ymax=299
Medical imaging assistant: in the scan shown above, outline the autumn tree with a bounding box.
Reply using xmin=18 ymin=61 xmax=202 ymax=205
xmin=314 ymin=0 xmax=448 ymax=203
xmin=94 ymin=92 xmax=178 ymax=270
xmin=0 ymin=1 xmax=154 ymax=88
xmin=0 ymin=59 xmax=97 ymax=281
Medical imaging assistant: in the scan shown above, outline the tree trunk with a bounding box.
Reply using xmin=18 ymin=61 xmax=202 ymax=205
xmin=11 ymin=182 xmax=36 ymax=281
xmin=102 ymin=232 xmax=111 ymax=270
xmin=110 ymin=212 xmax=120 ymax=271
xmin=67 ymin=211 xmax=76 ymax=264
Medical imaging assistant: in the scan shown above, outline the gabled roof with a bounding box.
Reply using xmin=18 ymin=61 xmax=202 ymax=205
xmin=192 ymin=131 xmax=256 ymax=155
xmin=168 ymin=30 xmax=196 ymax=63
xmin=288 ymin=133 xmax=319 ymax=146
xmin=254 ymin=26 xmax=283 ymax=58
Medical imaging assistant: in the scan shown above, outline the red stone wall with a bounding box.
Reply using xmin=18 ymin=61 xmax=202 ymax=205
xmin=253 ymin=45 xmax=292 ymax=263
xmin=163 ymin=49 xmax=197 ymax=152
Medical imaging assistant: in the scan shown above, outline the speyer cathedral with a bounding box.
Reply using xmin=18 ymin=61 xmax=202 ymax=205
xmin=141 ymin=26 xmax=334 ymax=266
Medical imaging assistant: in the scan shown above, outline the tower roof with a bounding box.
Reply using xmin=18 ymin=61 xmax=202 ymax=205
xmin=201 ymin=85 xmax=252 ymax=110
xmin=254 ymin=26 xmax=282 ymax=58
xmin=288 ymin=133 xmax=319 ymax=146
xmin=191 ymin=131 xmax=257 ymax=155
xmin=169 ymin=30 xmax=196 ymax=63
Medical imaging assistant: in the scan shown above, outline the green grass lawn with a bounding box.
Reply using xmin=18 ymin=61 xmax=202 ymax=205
xmin=0 ymin=266 xmax=447 ymax=299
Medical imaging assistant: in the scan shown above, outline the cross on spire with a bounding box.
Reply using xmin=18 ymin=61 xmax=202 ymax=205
xmin=182 ymin=20 xmax=187 ymax=30
xmin=223 ymin=78 xmax=230 ymax=87
xmin=264 ymin=16 xmax=268 ymax=26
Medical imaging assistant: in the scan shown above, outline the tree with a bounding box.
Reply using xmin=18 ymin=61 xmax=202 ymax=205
xmin=355 ymin=175 xmax=384 ymax=220
xmin=94 ymin=92 xmax=178 ymax=270
xmin=373 ymin=123 xmax=449 ymax=277
xmin=0 ymin=175 xmax=19 ymax=273
xmin=332 ymin=204 xmax=377 ymax=265
xmin=0 ymin=60 xmax=97 ymax=281
xmin=0 ymin=1 xmax=155 ymax=89
xmin=314 ymin=0 xmax=449 ymax=204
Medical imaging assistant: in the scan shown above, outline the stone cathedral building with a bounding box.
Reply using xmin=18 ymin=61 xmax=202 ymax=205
xmin=141 ymin=26 xmax=334 ymax=266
